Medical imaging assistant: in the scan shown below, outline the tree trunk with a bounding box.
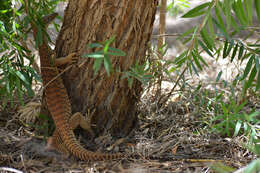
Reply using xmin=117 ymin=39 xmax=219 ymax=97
xmin=54 ymin=0 xmax=158 ymax=137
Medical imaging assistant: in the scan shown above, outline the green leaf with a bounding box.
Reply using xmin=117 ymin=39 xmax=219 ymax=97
xmin=108 ymin=47 xmax=126 ymax=56
xmin=12 ymin=21 xmax=17 ymax=34
xmin=24 ymin=66 xmax=41 ymax=82
xmin=212 ymin=18 xmax=229 ymax=39
xmin=215 ymin=2 xmax=225 ymax=30
xmin=224 ymin=0 xmax=232 ymax=30
xmin=128 ymin=77 xmax=133 ymax=88
xmin=93 ymin=58 xmax=103 ymax=75
xmin=231 ymin=43 xmax=238 ymax=62
xmin=36 ymin=24 xmax=43 ymax=47
xmin=104 ymin=44 xmax=109 ymax=54
xmin=256 ymin=56 xmax=259 ymax=71
xmin=223 ymin=39 xmax=229 ymax=59
xmin=174 ymin=50 xmax=188 ymax=66
xmin=87 ymin=43 xmax=103 ymax=48
xmin=225 ymin=39 xmax=234 ymax=59
xmin=177 ymin=27 xmax=195 ymax=40
xmin=245 ymin=64 xmax=257 ymax=90
xmin=182 ymin=2 xmax=210 ymax=18
xmin=248 ymin=111 xmax=260 ymax=121
xmin=190 ymin=60 xmax=199 ymax=76
xmin=245 ymin=0 xmax=253 ymax=25
xmin=16 ymin=76 xmax=24 ymax=105
xmin=104 ymin=36 xmax=115 ymax=54
xmin=237 ymin=100 xmax=248 ymax=112
xmin=0 ymin=10 xmax=10 ymax=14
xmin=192 ymin=51 xmax=202 ymax=71
xmin=243 ymin=122 xmax=248 ymax=133
xmin=104 ymin=55 xmax=112 ymax=76
xmin=232 ymin=0 xmax=248 ymax=26
xmin=211 ymin=162 xmax=236 ymax=173
xmin=200 ymin=26 xmax=214 ymax=51
xmin=216 ymin=71 xmax=222 ymax=82
xmin=256 ymin=0 xmax=260 ymax=23
xmin=233 ymin=120 xmax=242 ymax=137
xmin=197 ymin=52 xmax=209 ymax=67
xmin=256 ymin=68 xmax=260 ymax=91
xmin=198 ymin=40 xmax=214 ymax=58
xmin=230 ymin=15 xmax=240 ymax=33
xmin=241 ymin=55 xmax=254 ymax=81
xmin=82 ymin=52 xmax=104 ymax=58
xmin=207 ymin=15 xmax=216 ymax=39
xmin=238 ymin=42 xmax=244 ymax=60
xmin=14 ymin=70 xmax=30 ymax=86
xmin=241 ymin=53 xmax=251 ymax=63
xmin=243 ymin=159 xmax=260 ymax=173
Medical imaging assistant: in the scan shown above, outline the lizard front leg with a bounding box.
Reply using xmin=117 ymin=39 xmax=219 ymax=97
xmin=54 ymin=52 xmax=78 ymax=67
xmin=46 ymin=112 xmax=94 ymax=155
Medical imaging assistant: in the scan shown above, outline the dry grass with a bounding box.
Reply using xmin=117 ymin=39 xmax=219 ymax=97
xmin=0 ymin=84 xmax=258 ymax=173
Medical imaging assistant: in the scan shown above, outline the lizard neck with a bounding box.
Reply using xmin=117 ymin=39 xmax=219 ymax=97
xmin=32 ymin=24 xmax=54 ymax=68
xmin=32 ymin=28 xmax=56 ymax=86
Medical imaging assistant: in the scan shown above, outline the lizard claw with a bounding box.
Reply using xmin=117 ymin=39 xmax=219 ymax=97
xmin=67 ymin=52 xmax=78 ymax=64
xmin=55 ymin=52 xmax=79 ymax=67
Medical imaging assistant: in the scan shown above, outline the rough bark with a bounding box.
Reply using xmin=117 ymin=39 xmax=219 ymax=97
xmin=54 ymin=0 xmax=158 ymax=137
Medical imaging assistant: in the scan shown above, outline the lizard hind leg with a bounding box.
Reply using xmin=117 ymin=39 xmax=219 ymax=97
xmin=69 ymin=112 xmax=95 ymax=137
xmin=46 ymin=112 xmax=94 ymax=155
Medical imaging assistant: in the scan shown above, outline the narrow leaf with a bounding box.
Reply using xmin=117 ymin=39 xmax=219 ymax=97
xmin=14 ymin=70 xmax=30 ymax=86
xmin=190 ymin=60 xmax=199 ymax=76
xmin=216 ymin=71 xmax=222 ymax=82
xmin=16 ymin=76 xmax=24 ymax=105
xmin=87 ymin=43 xmax=103 ymax=48
xmin=231 ymin=15 xmax=240 ymax=33
xmin=238 ymin=42 xmax=244 ymax=60
xmin=36 ymin=24 xmax=43 ymax=46
xmin=198 ymin=40 xmax=214 ymax=58
xmin=207 ymin=15 xmax=216 ymax=39
xmin=233 ymin=120 xmax=242 ymax=137
xmin=245 ymin=64 xmax=257 ymax=91
xmin=256 ymin=0 xmax=260 ymax=22
xmin=215 ymin=2 xmax=226 ymax=30
xmin=231 ymin=43 xmax=238 ymax=62
xmin=241 ymin=55 xmax=254 ymax=81
xmin=82 ymin=52 xmax=104 ymax=58
xmin=232 ymin=0 xmax=248 ymax=26
xmin=212 ymin=18 xmax=229 ymax=39
xmin=197 ymin=52 xmax=209 ymax=67
xmin=108 ymin=47 xmax=126 ymax=56
xmin=177 ymin=27 xmax=196 ymax=41
xmin=107 ymin=50 xmax=126 ymax=57
xmin=223 ymin=39 xmax=229 ymax=59
xmin=192 ymin=51 xmax=202 ymax=71
xmin=182 ymin=2 xmax=210 ymax=18
xmin=224 ymin=0 xmax=232 ymax=30
xmin=104 ymin=55 xmax=112 ymax=76
xmin=200 ymin=26 xmax=214 ymax=51
xmin=245 ymin=0 xmax=253 ymax=24
xmin=256 ymin=68 xmax=260 ymax=91
xmin=93 ymin=58 xmax=103 ymax=75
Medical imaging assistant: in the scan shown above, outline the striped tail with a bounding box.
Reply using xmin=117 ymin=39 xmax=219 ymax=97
xmin=43 ymin=67 xmax=124 ymax=161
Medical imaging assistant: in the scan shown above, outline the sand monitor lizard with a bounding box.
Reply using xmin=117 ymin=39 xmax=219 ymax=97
xmin=30 ymin=13 xmax=124 ymax=161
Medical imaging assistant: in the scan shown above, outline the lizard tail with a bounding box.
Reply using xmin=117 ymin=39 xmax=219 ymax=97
xmin=57 ymin=125 xmax=124 ymax=161
xmin=45 ymin=73 xmax=124 ymax=161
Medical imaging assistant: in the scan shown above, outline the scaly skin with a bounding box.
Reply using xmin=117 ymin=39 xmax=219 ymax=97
xmin=31 ymin=13 xmax=124 ymax=161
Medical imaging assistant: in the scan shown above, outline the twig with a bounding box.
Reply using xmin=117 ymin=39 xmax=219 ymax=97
xmin=0 ymin=167 xmax=23 ymax=173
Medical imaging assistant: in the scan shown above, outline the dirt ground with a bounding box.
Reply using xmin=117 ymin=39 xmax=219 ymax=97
xmin=0 ymin=86 xmax=258 ymax=173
